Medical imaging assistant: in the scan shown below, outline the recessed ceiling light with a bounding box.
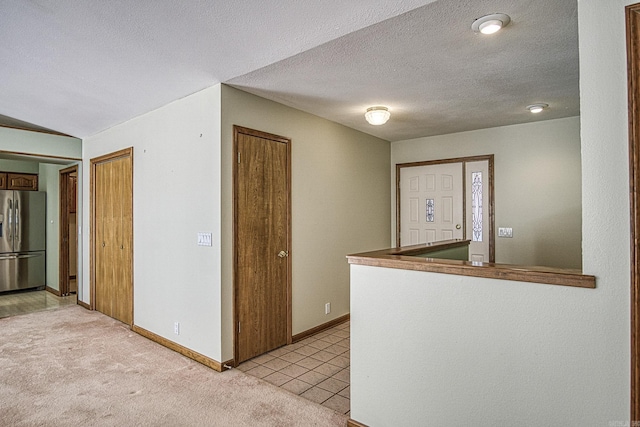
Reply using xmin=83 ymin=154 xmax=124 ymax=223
xmin=526 ymin=103 xmax=549 ymax=114
xmin=472 ymin=13 xmax=511 ymax=35
xmin=365 ymin=106 xmax=391 ymax=125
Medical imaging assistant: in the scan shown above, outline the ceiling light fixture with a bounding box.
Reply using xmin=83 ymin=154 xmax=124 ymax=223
xmin=365 ymin=106 xmax=391 ymax=125
xmin=472 ymin=13 xmax=511 ymax=35
xmin=526 ymin=103 xmax=549 ymax=114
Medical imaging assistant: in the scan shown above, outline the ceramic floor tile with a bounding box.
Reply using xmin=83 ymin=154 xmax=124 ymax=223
xmin=262 ymin=357 xmax=291 ymax=371
xmin=240 ymin=320 xmax=350 ymax=414
xmin=279 ymin=363 xmax=309 ymax=378
xmin=309 ymin=350 xmax=337 ymax=363
xmin=338 ymin=385 xmax=350 ymax=399
xmin=295 ymin=357 xmax=324 ymax=370
xmin=332 ymin=368 xmax=350 ymax=383
xmin=318 ymin=334 xmax=343 ymax=344
xmin=268 ymin=346 xmax=292 ymax=357
xmin=327 ymin=355 xmax=350 ymax=369
xmin=263 ymin=371 xmax=293 ymax=387
xmin=0 ymin=290 xmax=76 ymax=319
xmin=331 ymin=329 xmax=350 ymax=339
xmin=307 ymin=339 xmax=332 ymax=350
xmin=313 ymin=331 xmax=332 ymax=339
xmin=280 ymin=378 xmax=313 ymax=395
xmin=294 ymin=346 xmax=320 ymax=357
xmin=300 ymin=386 xmax=334 ymax=404
xmin=285 ymin=342 xmax=305 ymax=351
xmin=235 ymin=360 xmax=258 ymax=372
xmin=313 ymin=363 xmax=343 ymax=377
xmin=244 ymin=365 xmax=275 ymax=379
xmin=322 ymin=394 xmax=350 ymax=414
xmin=337 ymin=322 xmax=350 ymax=330
xmin=297 ymin=370 xmax=328 ymax=386
xmin=316 ymin=377 xmax=348 ymax=394
xmin=279 ymin=351 xmax=306 ymax=364
xmin=337 ymin=338 xmax=350 ymax=347
xmin=251 ymin=353 xmax=276 ymax=365
xmin=324 ymin=344 xmax=348 ymax=355
xmin=298 ymin=337 xmax=318 ymax=346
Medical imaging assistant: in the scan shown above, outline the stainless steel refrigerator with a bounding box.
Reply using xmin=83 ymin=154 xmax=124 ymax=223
xmin=0 ymin=190 xmax=46 ymax=293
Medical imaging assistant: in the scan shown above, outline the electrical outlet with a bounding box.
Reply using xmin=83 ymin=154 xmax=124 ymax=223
xmin=325 ymin=303 xmax=331 ymax=315
xmin=174 ymin=322 xmax=180 ymax=335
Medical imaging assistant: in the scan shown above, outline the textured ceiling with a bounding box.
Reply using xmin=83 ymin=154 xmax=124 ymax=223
xmin=229 ymin=0 xmax=579 ymax=141
xmin=0 ymin=0 xmax=577 ymax=142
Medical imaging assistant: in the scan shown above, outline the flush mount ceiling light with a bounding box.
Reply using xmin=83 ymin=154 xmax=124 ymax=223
xmin=472 ymin=13 xmax=511 ymax=35
xmin=526 ymin=103 xmax=549 ymax=113
xmin=365 ymin=106 xmax=391 ymax=125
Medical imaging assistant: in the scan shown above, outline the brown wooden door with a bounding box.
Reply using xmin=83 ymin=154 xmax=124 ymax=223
xmin=92 ymin=149 xmax=133 ymax=325
xmin=234 ymin=126 xmax=291 ymax=364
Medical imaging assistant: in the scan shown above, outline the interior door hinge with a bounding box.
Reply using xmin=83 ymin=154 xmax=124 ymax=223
xmin=238 ymin=321 xmax=241 ymax=334
xmin=237 ymin=152 xmax=240 ymax=164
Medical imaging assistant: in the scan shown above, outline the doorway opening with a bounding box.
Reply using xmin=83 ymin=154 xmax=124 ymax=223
xmin=396 ymin=155 xmax=495 ymax=263
xmin=59 ymin=165 xmax=77 ymax=296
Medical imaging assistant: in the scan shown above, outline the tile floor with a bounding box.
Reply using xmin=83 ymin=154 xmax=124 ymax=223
xmin=237 ymin=321 xmax=351 ymax=415
xmin=0 ymin=289 xmax=76 ymax=319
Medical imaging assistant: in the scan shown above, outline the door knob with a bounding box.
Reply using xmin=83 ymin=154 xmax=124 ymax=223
xmin=278 ymin=250 xmax=289 ymax=258
xmin=456 ymin=224 xmax=461 ymax=229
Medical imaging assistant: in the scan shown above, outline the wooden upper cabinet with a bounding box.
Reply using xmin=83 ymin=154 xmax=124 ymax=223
xmin=7 ymin=173 xmax=38 ymax=191
xmin=0 ymin=173 xmax=6 ymax=189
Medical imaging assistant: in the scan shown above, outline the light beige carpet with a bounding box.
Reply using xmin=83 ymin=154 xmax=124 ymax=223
xmin=0 ymin=305 xmax=347 ymax=426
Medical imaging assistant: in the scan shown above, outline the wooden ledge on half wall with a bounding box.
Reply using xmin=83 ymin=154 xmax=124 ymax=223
xmin=347 ymin=239 xmax=596 ymax=289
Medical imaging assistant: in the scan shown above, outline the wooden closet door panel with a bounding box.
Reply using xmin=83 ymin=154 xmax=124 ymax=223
xmin=92 ymin=149 xmax=133 ymax=326
xmin=95 ymin=161 xmax=111 ymax=317
xmin=114 ymin=157 xmax=132 ymax=325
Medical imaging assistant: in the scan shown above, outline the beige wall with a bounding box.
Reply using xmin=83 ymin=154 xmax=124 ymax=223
xmin=221 ymin=85 xmax=390 ymax=360
xmin=391 ymin=116 xmax=582 ymax=269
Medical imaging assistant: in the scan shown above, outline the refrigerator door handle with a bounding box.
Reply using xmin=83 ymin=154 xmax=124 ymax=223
xmin=0 ymin=254 xmax=18 ymax=260
xmin=16 ymin=254 xmax=40 ymax=259
xmin=7 ymin=199 xmax=11 ymax=239
xmin=15 ymin=199 xmax=19 ymax=242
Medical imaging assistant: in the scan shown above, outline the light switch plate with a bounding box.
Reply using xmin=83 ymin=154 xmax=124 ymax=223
xmin=197 ymin=232 xmax=212 ymax=246
xmin=498 ymin=227 xmax=513 ymax=238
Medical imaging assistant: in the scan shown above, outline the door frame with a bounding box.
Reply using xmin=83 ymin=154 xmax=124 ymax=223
xmin=396 ymin=154 xmax=495 ymax=262
xmin=58 ymin=165 xmax=77 ymax=296
xmin=627 ymin=3 xmax=640 ymax=420
xmin=232 ymin=125 xmax=292 ymax=365
xmin=90 ymin=147 xmax=134 ymax=325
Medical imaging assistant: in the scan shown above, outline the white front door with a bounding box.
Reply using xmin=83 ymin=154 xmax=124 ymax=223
xmin=400 ymin=162 xmax=464 ymax=246
xmin=399 ymin=158 xmax=493 ymax=262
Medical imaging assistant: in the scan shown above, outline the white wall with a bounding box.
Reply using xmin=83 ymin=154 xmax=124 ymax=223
xmin=392 ymin=117 xmax=582 ymax=269
xmin=220 ymin=85 xmax=390 ymax=361
xmin=351 ymin=265 xmax=618 ymax=426
xmin=350 ymin=0 xmax=632 ymax=425
xmin=83 ymin=86 xmax=223 ymax=361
